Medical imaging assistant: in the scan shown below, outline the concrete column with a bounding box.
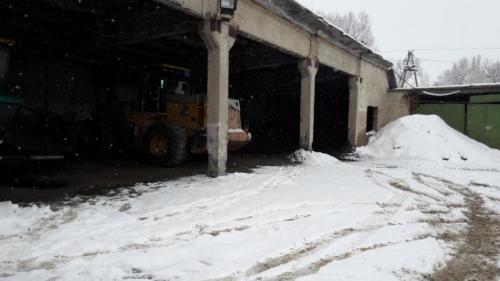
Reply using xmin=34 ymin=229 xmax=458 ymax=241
xmin=200 ymin=20 xmax=235 ymax=177
xmin=298 ymin=58 xmax=318 ymax=151
xmin=348 ymin=76 xmax=361 ymax=146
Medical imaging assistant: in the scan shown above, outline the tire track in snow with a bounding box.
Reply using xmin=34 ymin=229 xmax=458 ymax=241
xmin=365 ymin=169 xmax=443 ymax=202
xmin=3 ymin=166 xmax=310 ymax=276
xmin=369 ymin=169 xmax=500 ymax=281
xmin=241 ymin=226 xmax=383 ymax=277
xmin=260 ymin=235 xmax=434 ymax=281
xmin=205 ymin=223 xmax=425 ymax=281
xmin=225 ymin=165 xmax=495 ymax=281
xmin=469 ymin=181 xmax=500 ymax=191
xmin=427 ymin=190 xmax=500 ymax=281
xmin=171 ymin=165 xmax=307 ymax=216
xmin=205 ymin=167 xmax=423 ymax=281
xmin=412 ymin=173 xmax=455 ymax=196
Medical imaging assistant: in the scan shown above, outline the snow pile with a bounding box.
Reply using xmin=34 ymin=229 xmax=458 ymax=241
xmin=0 ymin=201 xmax=16 ymax=219
xmin=289 ymin=149 xmax=342 ymax=166
xmin=0 ymin=201 xmax=54 ymax=238
xmin=357 ymin=115 xmax=500 ymax=169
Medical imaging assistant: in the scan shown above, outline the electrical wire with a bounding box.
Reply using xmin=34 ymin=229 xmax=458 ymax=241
xmin=419 ymin=58 xmax=454 ymax=64
xmin=393 ymin=69 xmax=463 ymax=96
xmin=382 ymin=47 xmax=500 ymax=53
xmin=386 ymin=57 xmax=453 ymax=64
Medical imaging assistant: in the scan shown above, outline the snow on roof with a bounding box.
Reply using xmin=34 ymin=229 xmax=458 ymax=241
xmin=294 ymin=3 xmax=379 ymax=54
xmin=390 ymin=82 xmax=500 ymax=94
xmin=417 ymin=82 xmax=500 ymax=89
xmin=252 ymin=0 xmax=393 ymax=70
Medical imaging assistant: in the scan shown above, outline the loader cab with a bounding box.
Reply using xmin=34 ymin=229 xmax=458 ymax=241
xmin=173 ymin=81 xmax=191 ymax=96
xmin=137 ymin=65 xmax=194 ymax=114
xmin=160 ymin=64 xmax=193 ymax=96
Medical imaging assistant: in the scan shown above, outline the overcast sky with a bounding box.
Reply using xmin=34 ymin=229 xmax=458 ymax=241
xmin=295 ymin=0 xmax=500 ymax=83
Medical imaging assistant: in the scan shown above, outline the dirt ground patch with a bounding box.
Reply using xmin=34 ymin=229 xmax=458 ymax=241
xmin=428 ymin=191 xmax=500 ymax=281
xmin=0 ymin=153 xmax=292 ymax=204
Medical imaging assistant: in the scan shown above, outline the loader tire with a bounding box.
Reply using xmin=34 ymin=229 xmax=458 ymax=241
xmin=143 ymin=124 xmax=187 ymax=167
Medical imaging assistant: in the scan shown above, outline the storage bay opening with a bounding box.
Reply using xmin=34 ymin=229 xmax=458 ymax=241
xmin=230 ymin=36 xmax=301 ymax=154
xmin=313 ymin=65 xmax=350 ymax=154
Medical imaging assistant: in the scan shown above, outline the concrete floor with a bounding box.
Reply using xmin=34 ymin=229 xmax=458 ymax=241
xmin=0 ymin=153 xmax=293 ymax=204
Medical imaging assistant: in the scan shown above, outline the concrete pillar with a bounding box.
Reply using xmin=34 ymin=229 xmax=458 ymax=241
xmin=298 ymin=58 xmax=318 ymax=151
xmin=348 ymin=76 xmax=361 ymax=146
xmin=199 ymin=20 xmax=235 ymax=177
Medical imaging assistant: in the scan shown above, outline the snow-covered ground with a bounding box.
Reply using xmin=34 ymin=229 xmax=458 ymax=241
xmin=1 ymin=115 xmax=499 ymax=281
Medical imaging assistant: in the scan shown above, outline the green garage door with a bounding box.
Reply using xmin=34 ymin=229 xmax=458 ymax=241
xmin=417 ymin=94 xmax=500 ymax=149
xmin=468 ymin=104 xmax=500 ymax=149
xmin=417 ymin=104 xmax=466 ymax=133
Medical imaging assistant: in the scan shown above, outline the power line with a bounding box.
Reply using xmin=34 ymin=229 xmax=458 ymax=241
xmin=382 ymin=47 xmax=500 ymax=53
xmin=419 ymin=58 xmax=454 ymax=63
xmin=386 ymin=57 xmax=453 ymax=64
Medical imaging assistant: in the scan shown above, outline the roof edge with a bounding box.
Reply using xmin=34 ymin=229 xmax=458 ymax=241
xmin=390 ymin=83 xmax=500 ymax=95
xmin=251 ymin=0 xmax=393 ymax=70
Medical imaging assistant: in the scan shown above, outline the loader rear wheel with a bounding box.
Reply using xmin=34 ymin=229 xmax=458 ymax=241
xmin=143 ymin=124 xmax=187 ymax=166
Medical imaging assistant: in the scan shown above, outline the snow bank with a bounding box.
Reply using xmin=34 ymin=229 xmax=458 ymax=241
xmin=0 ymin=201 xmax=16 ymax=219
xmin=289 ymin=149 xmax=342 ymax=166
xmin=0 ymin=201 xmax=54 ymax=238
xmin=356 ymin=115 xmax=500 ymax=169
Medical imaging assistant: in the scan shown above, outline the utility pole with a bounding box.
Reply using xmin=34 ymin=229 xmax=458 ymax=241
xmin=400 ymin=50 xmax=419 ymax=88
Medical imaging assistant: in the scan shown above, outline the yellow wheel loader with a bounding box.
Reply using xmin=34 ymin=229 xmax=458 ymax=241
xmin=122 ymin=66 xmax=252 ymax=166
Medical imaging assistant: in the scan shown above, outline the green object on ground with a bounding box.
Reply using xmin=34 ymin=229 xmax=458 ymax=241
xmin=0 ymin=86 xmax=23 ymax=105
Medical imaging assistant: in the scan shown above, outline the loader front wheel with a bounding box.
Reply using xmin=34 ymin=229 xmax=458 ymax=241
xmin=143 ymin=124 xmax=187 ymax=167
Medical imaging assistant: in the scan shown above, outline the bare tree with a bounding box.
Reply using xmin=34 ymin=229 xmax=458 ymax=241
xmin=436 ymin=58 xmax=471 ymax=85
xmin=435 ymin=55 xmax=500 ymax=85
xmin=318 ymin=11 xmax=375 ymax=47
xmin=484 ymin=59 xmax=500 ymax=83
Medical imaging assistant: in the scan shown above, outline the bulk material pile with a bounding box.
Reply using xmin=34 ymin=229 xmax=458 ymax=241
xmin=0 ymin=116 xmax=499 ymax=281
xmin=356 ymin=114 xmax=500 ymax=170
